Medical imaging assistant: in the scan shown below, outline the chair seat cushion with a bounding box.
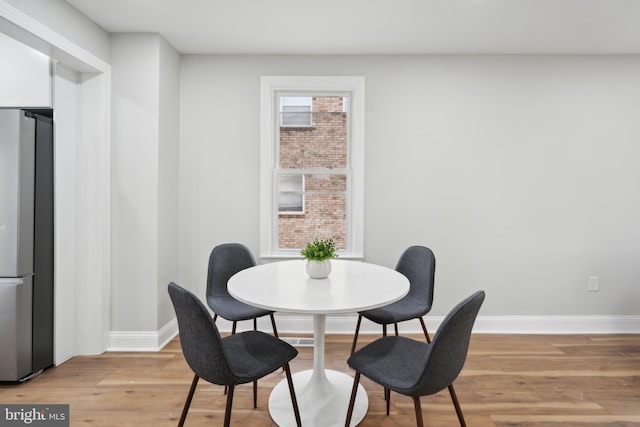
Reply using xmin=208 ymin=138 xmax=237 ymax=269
xmin=360 ymin=298 xmax=428 ymax=324
xmin=208 ymin=295 xmax=273 ymax=321
xmin=347 ymin=336 xmax=429 ymax=395
xmin=223 ymin=331 xmax=298 ymax=383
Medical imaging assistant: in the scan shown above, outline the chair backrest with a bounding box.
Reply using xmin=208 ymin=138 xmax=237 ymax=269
xmin=206 ymin=243 xmax=257 ymax=299
xmin=395 ymin=246 xmax=435 ymax=313
xmin=413 ymin=290 xmax=485 ymax=396
xmin=168 ymin=282 xmax=235 ymax=385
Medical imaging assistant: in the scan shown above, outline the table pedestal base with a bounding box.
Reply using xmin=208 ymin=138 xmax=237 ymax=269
xmin=268 ymin=369 xmax=368 ymax=427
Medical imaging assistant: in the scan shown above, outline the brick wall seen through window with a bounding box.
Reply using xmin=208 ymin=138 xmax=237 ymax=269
xmin=278 ymin=96 xmax=347 ymax=249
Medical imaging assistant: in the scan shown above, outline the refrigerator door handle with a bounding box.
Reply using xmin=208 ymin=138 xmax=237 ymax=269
xmin=0 ymin=277 xmax=24 ymax=284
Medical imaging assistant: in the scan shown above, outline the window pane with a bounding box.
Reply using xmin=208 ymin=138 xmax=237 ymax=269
xmin=304 ymin=173 xmax=346 ymax=192
xmin=279 ymin=173 xmax=346 ymax=249
xmin=279 ymin=95 xmax=347 ymax=169
xmin=276 ymin=94 xmax=351 ymax=252
xmin=278 ymin=191 xmax=347 ymax=250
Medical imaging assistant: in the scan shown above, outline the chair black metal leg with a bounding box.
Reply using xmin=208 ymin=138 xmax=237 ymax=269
xmin=253 ymin=318 xmax=257 ymax=331
xmin=344 ymin=372 xmax=361 ymax=427
xmin=448 ymin=384 xmax=466 ymax=427
xmin=350 ymin=315 xmax=362 ymax=355
xmin=284 ymin=363 xmax=302 ymax=427
xmin=269 ymin=313 xmax=279 ymax=338
xmin=223 ymin=384 xmax=235 ymax=427
xmin=178 ymin=374 xmax=199 ymax=427
xmin=413 ymin=396 xmax=424 ymax=427
xmin=394 ymin=322 xmax=399 ymax=336
xmin=213 ymin=313 xmax=218 ymax=323
xmin=419 ymin=317 xmax=431 ymax=344
xmin=385 ymin=387 xmax=391 ymax=415
xmin=223 ymin=321 xmax=238 ymax=396
xmin=252 ymin=380 xmax=258 ymax=408
xmin=380 ymin=321 xmax=388 ymax=402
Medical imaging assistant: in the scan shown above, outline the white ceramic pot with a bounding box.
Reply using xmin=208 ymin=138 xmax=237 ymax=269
xmin=306 ymin=259 xmax=332 ymax=279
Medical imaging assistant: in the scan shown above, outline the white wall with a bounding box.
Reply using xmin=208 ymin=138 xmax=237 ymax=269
xmin=1 ymin=0 xmax=109 ymax=63
xmin=111 ymin=34 xmax=161 ymax=332
xmin=52 ymin=62 xmax=78 ymax=363
xmin=179 ymin=55 xmax=640 ymax=321
xmin=110 ymin=33 xmax=180 ymax=341
xmin=156 ymin=37 xmax=180 ymax=329
xmin=0 ymin=32 xmax=51 ymax=107
xmin=179 ymin=56 xmax=264 ymax=295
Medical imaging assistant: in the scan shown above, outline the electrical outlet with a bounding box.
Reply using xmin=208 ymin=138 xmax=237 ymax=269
xmin=588 ymin=276 xmax=599 ymax=292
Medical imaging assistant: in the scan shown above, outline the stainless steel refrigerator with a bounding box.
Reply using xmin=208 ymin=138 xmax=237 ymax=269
xmin=0 ymin=108 xmax=54 ymax=382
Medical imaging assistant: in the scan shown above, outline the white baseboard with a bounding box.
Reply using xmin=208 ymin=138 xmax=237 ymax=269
xmin=272 ymin=314 xmax=640 ymax=335
xmin=108 ymin=315 xmax=640 ymax=352
xmin=108 ymin=318 xmax=178 ymax=352
xmin=472 ymin=315 xmax=640 ymax=334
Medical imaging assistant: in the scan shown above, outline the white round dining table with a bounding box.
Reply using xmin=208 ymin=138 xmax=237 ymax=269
xmin=228 ymin=259 xmax=410 ymax=427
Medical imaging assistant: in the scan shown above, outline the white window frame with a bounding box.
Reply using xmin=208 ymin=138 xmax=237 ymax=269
xmin=260 ymin=76 xmax=365 ymax=259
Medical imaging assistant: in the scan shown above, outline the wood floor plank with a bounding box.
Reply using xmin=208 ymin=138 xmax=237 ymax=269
xmin=492 ymin=415 xmax=640 ymax=423
xmin=0 ymin=333 xmax=638 ymax=426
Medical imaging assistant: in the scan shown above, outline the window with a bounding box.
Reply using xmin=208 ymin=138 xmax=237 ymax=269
xmin=260 ymin=76 xmax=364 ymax=259
xmin=278 ymin=174 xmax=304 ymax=213
xmin=281 ymin=96 xmax=312 ymax=127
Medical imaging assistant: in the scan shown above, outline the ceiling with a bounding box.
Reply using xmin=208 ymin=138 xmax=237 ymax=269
xmin=66 ymin=0 xmax=640 ymax=55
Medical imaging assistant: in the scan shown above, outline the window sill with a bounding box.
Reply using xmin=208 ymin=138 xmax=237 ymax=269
xmin=280 ymin=126 xmax=315 ymax=131
xmin=259 ymin=253 xmax=364 ymax=262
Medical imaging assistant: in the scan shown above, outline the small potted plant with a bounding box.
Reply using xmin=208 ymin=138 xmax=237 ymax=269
xmin=300 ymin=238 xmax=337 ymax=279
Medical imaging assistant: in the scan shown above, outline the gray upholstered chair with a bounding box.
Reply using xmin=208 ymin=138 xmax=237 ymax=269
xmin=349 ymin=246 xmax=445 ymax=417
xmin=345 ymin=290 xmax=485 ymax=427
xmin=206 ymin=243 xmax=278 ymax=336
xmin=350 ymin=246 xmax=435 ymax=355
xmin=168 ymin=282 xmax=301 ymax=427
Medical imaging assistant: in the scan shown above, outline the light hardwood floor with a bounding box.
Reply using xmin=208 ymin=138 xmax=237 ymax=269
xmin=1 ymin=333 xmax=639 ymax=426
